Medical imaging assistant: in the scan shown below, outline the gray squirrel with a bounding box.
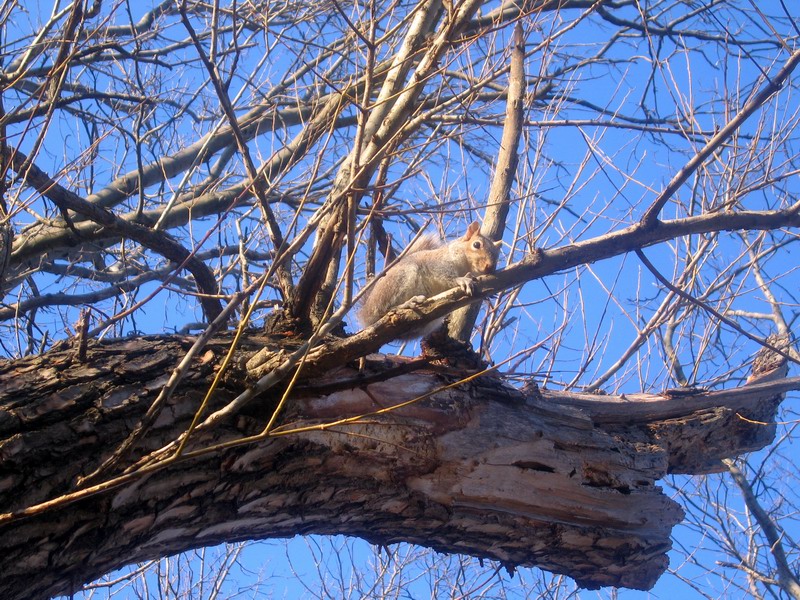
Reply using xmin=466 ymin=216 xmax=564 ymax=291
xmin=358 ymin=221 xmax=502 ymax=339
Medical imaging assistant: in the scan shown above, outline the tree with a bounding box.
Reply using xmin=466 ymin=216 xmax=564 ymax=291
xmin=1 ymin=1 xmax=799 ymax=598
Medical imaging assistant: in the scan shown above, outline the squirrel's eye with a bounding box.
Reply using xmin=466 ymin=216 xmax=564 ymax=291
xmin=472 ymin=241 xmax=482 ymax=249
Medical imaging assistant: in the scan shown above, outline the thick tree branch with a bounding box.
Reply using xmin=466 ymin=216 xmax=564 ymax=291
xmin=0 ymin=333 xmax=791 ymax=599
xmin=448 ymin=21 xmax=525 ymax=342
xmin=307 ymin=207 xmax=800 ymax=370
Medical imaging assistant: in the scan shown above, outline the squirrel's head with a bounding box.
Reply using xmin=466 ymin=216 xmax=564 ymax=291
xmin=462 ymin=221 xmax=502 ymax=274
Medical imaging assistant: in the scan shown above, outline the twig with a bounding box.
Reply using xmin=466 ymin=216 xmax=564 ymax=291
xmin=640 ymin=49 xmax=800 ymax=228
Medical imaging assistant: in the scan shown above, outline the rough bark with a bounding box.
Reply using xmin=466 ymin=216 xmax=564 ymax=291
xmin=0 ymin=334 xmax=791 ymax=599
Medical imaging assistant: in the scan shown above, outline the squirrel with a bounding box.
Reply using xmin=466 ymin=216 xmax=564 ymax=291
xmin=357 ymin=221 xmax=501 ymax=339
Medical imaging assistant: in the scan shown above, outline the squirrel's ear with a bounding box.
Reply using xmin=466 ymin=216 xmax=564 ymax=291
xmin=464 ymin=221 xmax=481 ymax=239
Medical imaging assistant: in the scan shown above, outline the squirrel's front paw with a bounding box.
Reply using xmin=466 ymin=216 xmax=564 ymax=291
xmin=455 ymin=273 xmax=478 ymax=295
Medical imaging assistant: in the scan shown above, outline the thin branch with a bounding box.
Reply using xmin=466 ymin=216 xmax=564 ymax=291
xmin=3 ymin=146 xmax=223 ymax=321
xmin=635 ymin=249 xmax=796 ymax=366
xmin=723 ymin=459 xmax=800 ymax=600
xmin=640 ymin=49 xmax=800 ymax=228
xmin=179 ymin=4 xmax=294 ymax=302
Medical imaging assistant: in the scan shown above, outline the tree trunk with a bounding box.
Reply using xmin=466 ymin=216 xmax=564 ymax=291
xmin=0 ymin=334 xmax=791 ymax=599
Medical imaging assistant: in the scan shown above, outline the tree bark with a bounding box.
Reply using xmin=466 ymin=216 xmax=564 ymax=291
xmin=0 ymin=334 xmax=791 ymax=599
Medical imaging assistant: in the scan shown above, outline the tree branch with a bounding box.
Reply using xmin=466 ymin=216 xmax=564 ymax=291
xmin=639 ymin=48 xmax=800 ymax=228
xmin=448 ymin=21 xmax=525 ymax=342
xmin=723 ymin=459 xmax=800 ymax=600
xmin=302 ymin=207 xmax=800 ymax=370
xmin=3 ymin=146 xmax=224 ymax=322
xmin=0 ymin=333 xmax=791 ymax=599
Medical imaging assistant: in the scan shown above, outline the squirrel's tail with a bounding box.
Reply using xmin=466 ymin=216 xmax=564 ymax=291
xmin=408 ymin=233 xmax=443 ymax=253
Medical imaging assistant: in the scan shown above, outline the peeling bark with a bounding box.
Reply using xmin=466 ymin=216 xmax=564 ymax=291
xmin=0 ymin=334 xmax=791 ymax=599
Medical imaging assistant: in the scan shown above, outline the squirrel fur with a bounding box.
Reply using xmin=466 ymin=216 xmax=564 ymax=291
xmin=358 ymin=221 xmax=501 ymax=339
